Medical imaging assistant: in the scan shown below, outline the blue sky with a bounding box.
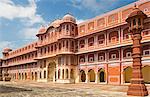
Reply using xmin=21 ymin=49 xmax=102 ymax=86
xmin=0 ymin=0 xmax=137 ymax=57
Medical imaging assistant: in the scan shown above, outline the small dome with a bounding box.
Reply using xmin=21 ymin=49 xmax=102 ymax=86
xmin=126 ymin=7 xmax=147 ymax=22
xmin=39 ymin=26 xmax=46 ymax=33
xmin=63 ymin=14 xmax=76 ymax=23
xmin=3 ymin=48 xmax=12 ymax=53
xmin=50 ymin=19 xmax=62 ymax=28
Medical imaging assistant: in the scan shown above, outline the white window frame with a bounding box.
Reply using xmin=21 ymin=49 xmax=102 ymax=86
xmin=80 ymin=58 xmax=85 ymax=63
xmin=98 ymin=56 xmax=104 ymax=61
xmin=111 ymin=54 xmax=116 ymax=59
xmin=111 ymin=37 xmax=117 ymax=42
xmin=124 ymin=33 xmax=131 ymax=39
xmin=89 ymin=57 xmax=94 ymax=62
xmin=143 ymin=49 xmax=150 ymax=56
xmin=98 ymin=39 xmax=104 ymax=44
xmin=126 ymin=52 xmax=132 ymax=58
xmin=143 ymin=31 xmax=149 ymax=36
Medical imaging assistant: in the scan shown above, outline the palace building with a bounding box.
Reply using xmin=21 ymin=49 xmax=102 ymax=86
xmin=0 ymin=0 xmax=150 ymax=84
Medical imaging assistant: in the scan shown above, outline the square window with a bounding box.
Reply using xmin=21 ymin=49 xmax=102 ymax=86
xmin=143 ymin=31 xmax=149 ymax=36
xmin=98 ymin=40 xmax=104 ymax=44
xmin=98 ymin=56 xmax=104 ymax=61
xmin=111 ymin=37 xmax=116 ymax=42
xmin=126 ymin=52 xmax=131 ymax=58
xmin=89 ymin=42 xmax=94 ymax=46
xmin=80 ymin=58 xmax=85 ymax=63
xmin=89 ymin=57 xmax=94 ymax=62
xmin=111 ymin=54 xmax=116 ymax=59
xmin=124 ymin=34 xmax=131 ymax=39
xmin=80 ymin=44 xmax=84 ymax=48
xmin=144 ymin=50 xmax=150 ymax=56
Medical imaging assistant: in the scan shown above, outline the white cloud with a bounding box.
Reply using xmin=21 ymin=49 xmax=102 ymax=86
xmin=76 ymin=19 xmax=84 ymax=24
xmin=0 ymin=41 xmax=16 ymax=57
xmin=0 ymin=0 xmax=45 ymax=42
xmin=0 ymin=0 xmax=45 ymax=25
xmin=22 ymin=27 xmax=38 ymax=39
xmin=0 ymin=41 xmax=12 ymax=49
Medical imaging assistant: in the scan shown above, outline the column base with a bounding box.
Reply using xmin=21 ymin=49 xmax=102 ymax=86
xmin=127 ymin=79 xmax=148 ymax=96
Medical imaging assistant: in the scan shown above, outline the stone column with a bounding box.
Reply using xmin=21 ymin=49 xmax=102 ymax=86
xmin=64 ymin=69 xmax=66 ymax=79
xmin=95 ymin=72 xmax=99 ymax=83
xmin=85 ymin=72 xmax=89 ymax=83
xmin=126 ymin=7 xmax=148 ymax=96
xmin=60 ymin=68 xmax=62 ymax=79
xmin=56 ymin=68 xmax=58 ymax=80
xmin=68 ymin=69 xmax=71 ymax=79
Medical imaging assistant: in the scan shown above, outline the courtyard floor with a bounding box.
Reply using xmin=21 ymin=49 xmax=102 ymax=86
xmin=0 ymin=81 xmax=150 ymax=97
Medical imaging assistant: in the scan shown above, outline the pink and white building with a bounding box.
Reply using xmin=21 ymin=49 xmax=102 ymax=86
xmin=1 ymin=0 xmax=150 ymax=84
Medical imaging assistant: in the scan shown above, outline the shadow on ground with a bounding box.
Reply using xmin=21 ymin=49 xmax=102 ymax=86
xmin=0 ymin=85 xmax=32 ymax=93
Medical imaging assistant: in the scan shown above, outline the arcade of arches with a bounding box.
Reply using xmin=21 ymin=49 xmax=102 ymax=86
xmin=79 ymin=66 xmax=150 ymax=84
xmin=80 ymin=68 xmax=106 ymax=83
xmin=124 ymin=66 xmax=150 ymax=84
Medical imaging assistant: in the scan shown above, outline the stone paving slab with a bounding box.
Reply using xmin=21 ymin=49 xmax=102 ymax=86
xmin=0 ymin=81 xmax=149 ymax=97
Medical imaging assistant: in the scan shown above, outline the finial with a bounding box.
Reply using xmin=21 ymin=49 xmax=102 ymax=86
xmin=134 ymin=3 xmax=137 ymax=9
xmin=134 ymin=3 xmax=136 ymax=8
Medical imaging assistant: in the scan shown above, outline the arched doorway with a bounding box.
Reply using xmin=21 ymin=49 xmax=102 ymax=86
xmin=58 ymin=69 xmax=60 ymax=79
xmin=19 ymin=73 xmax=21 ymax=80
xmin=22 ymin=73 xmax=24 ymax=80
xmin=70 ymin=69 xmax=74 ymax=79
xmin=124 ymin=66 xmax=132 ymax=83
xmin=142 ymin=66 xmax=150 ymax=84
xmin=66 ymin=69 xmax=68 ymax=79
xmin=48 ymin=62 xmax=56 ymax=81
xmin=25 ymin=73 xmax=27 ymax=80
xmin=80 ymin=70 xmax=86 ymax=82
xmin=98 ymin=68 xmax=106 ymax=82
xmin=88 ymin=69 xmax=95 ymax=82
xmin=35 ymin=72 xmax=37 ymax=81
xmin=62 ymin=69 xmax=64 ymax=79
xmin=100 ymin=71 xmax=105 ymax=82
xmin=31 ymin=72 xmax=34 ymax=80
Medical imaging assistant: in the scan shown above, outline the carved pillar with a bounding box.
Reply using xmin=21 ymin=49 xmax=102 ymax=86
xmin=85 ymin=72 xmax=89 ymax=83
xmin=95 ymin=72 xmax=99 ymax=83
xmin=126 ymin=6 xmax=148 ymax=96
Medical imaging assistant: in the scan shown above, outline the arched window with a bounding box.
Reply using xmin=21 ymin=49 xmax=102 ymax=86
xmin=44 ymin=71 xmax=46 ymax=79
xmin=133 ymin=19 xmax=136 ymax=26
xmin=98 ymin=34 xmax=105 ymax=44
xmin=80 ymin=39 xmax=85 ymax=48
xmin=138 ymin=18 xmax=141 ymax=25
xmin=88 ymin=37 xmax=94 ymax=46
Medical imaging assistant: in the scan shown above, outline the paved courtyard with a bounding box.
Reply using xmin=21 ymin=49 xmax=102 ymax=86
xmin=0 ymin=81 xmax=149 ymax=97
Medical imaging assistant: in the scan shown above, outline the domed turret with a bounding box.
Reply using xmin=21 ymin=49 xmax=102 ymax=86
xmin=39 ymin=26 xmax=46 ymax=33
xmin=63 ymin=14 xmax=76 ymax=23
xmin=3 ymin=48 xmax=12 ymax=53
xmin=36 ymin=26 xmax=46 ymax=36
xmin=50 ymin=19 xmax=62 ymax=28
xmin=126 ymin=7 xmax=147 ymax=23
xmin=126 ymin=5 xmax=147 ymax=32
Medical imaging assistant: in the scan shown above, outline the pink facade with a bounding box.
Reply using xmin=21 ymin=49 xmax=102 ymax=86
xmin=1 ymin=0 xmax=150 ymax=84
